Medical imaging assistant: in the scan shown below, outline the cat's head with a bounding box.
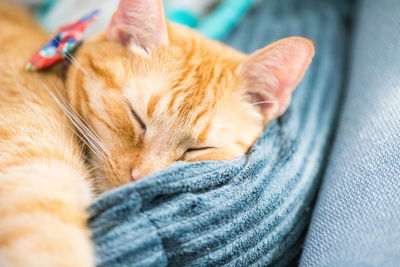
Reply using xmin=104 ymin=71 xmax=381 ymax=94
xmin=66 ymin=0 xmax=314 ymax=191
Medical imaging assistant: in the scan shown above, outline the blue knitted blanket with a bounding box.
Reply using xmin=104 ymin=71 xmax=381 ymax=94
xmin=89 ymin=0 xmax=352 ymax=266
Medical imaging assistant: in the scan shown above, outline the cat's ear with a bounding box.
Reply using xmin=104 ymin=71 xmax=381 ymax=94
xmin=107 ymin=0 xmax=169 ymax=53
xmin=237 ymin=37 xmax=315 ymax=122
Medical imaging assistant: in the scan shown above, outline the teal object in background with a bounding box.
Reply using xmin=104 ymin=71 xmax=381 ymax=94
xmin=36 ymin=0 xmax=256 ymax=40
xmin=165 ymin=0 xmax=256 ymax=40
xmin=197 ymin=0 xmax=257 ymax=40
xmin=34 ymin=0 xmax=57 ymax=20
xmin=166 ymin=9 xmax=199 ymax=28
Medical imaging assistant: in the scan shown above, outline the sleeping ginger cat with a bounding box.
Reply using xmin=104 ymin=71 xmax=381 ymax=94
xmin=0 ymin=0 xmax=314 ymax=265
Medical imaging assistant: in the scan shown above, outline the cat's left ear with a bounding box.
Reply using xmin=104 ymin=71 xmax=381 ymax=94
xmin=237 ymin=37 xmax=315 ymax=122
xmin=107 ymin=0 xmax=168 ymax=53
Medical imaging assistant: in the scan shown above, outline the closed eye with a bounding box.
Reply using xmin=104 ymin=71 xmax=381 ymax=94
xmin=180 ymin=146 xmax=216 ymax=160
xmin=186 ymin=147 xmax=215 ymax=153
xmin=130 ymin=107 xmax=146 ymax=131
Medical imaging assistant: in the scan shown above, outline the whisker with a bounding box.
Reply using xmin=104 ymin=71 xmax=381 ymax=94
xmin=57 ymin=94 xmax=111 ymax=157
xmin=250 ymin=100 xmax=286 ymax=106
xmin=64 ymin=53 xmax=89 ymax=76
xmin=48 ymin=82 xmax=110 ymax=154
xmin=240 ymin=100 xmax=288 ymax=111
xmin=50 ymin=96 xmax=105 ymax=160
xmin=43 ymin=82 xmax=111 ymax=163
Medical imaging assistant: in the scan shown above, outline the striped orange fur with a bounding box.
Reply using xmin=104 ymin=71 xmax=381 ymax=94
xmin=0 ymin=1 xmax=94 ymax=266
xmin=0 ymin=0 xmax=314 ymax=265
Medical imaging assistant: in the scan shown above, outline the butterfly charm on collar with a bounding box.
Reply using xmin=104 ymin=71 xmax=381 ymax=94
xmin=26 ymin=10 xmax=99 ymax=71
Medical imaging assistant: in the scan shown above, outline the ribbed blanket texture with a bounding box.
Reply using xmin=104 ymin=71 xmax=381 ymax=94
xmin=89 ymin=0 xmax=352 ymax=266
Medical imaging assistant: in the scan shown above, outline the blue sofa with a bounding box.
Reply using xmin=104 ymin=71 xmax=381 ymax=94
xmin=300 ymin=0 xmax=400 ymax=265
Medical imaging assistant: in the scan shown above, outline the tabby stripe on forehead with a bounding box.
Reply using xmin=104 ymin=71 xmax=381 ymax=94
xmin=168 ymin=88 xmax=191 ymax=118
xmin=192 ymin=66 xmax=222 ymax=105
xmin=168 ymin=40 xmax=197 ymax=114
xmin=147 ymin=93 xmax=160 ymax=118
xmin=171 ymin=39 xmax=197 ymax=90
xmin=80 ymin=84 xmax=119 ymax=135
xmin=197 ymin=122 xmax=212 ymax=143
xmin=192 ymin=108 xmax=208 ymax=126
xmin=214 ymin=69 xmax=225 ymax=98
xmin=168 ymin=88 xmax=186 ymax=115
xmin=88 ymin=58 xmax=120 ymax=90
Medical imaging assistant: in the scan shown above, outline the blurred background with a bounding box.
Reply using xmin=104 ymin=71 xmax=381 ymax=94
xmin=11 ymin=0 xmax=259 ymax=40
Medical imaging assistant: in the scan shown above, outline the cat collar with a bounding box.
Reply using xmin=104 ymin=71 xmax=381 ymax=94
xmin=26 ymin=10 xmax=99 ymax=71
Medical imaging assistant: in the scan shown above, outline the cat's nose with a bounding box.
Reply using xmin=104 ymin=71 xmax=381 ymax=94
xmin=131 ymin=169 xmax=144 ymax=181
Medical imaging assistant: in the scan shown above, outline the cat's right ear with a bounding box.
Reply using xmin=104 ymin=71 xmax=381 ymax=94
xmin=237 ymin=37 xmax=315 ymax=123
xmin=107 ymin=0 xmax=169 ymax=54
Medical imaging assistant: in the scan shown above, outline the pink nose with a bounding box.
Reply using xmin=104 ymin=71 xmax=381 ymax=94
xmin=131 ymin=170 xmax=144 ymax=181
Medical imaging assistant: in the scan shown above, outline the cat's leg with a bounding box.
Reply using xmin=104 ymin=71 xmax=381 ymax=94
xmin=0 ymin=162 xmax=94 ymax=267
xmin=0 ymin=78 xmax=95 ymax=267
xmin=0 ymin=2 xmax=96 ymax=265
